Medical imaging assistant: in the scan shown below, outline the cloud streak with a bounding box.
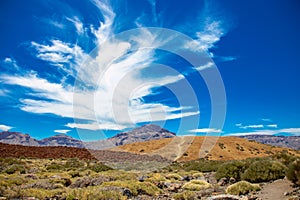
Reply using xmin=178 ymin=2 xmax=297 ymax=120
xmin=0 ymin=124 xmax=13 ymax=131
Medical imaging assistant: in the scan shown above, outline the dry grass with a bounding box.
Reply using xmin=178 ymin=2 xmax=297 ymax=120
xmin=114 ymin=136 xmax=300 ymax=162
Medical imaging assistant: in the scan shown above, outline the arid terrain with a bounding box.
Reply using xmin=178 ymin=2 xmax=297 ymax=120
xmin=0 ymin=135 xmax=299 ymax=200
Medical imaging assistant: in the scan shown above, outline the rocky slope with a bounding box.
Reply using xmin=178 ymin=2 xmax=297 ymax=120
xmin=240 ymin=135 xmax=300 ymax=150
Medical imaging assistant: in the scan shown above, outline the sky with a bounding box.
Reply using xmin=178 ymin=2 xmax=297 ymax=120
xmin=0 ymin=0 xmax=300 ymax=141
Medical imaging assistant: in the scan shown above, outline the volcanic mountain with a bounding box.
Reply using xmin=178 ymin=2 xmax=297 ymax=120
xmin=84 ymin=124 xmax=176 ymax=150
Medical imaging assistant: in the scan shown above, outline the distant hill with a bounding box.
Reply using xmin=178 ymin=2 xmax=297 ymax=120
xmin=0 ymin=132 xmax=40 ymax=146
xmin=0 ymin=124 xmax=176 ymax=150
xmin=239 ymin=135 xmax=300 ymax=150
xmin=39 ymin=134 xmax=85 ymax=148
xmin=114 ymin=136 xmax=300 ymax=161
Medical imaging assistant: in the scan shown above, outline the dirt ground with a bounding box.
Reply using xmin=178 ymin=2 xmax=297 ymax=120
xmin=258 ymin=179 xmax=295 ymax=200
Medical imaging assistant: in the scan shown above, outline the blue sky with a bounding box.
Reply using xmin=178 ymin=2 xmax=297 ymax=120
xmin=0 ymin=0 xmax=300 ymax=140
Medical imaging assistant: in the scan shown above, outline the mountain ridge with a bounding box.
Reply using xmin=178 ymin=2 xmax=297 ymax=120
xmin=0 ymin=124 xmax=176 ymax=150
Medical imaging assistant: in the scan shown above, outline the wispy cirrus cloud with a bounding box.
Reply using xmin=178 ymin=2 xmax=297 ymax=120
xmin=0 ymin=0 xmax=229 ymax=131
xmin=239 ymin=124 xmax=264 ymax=129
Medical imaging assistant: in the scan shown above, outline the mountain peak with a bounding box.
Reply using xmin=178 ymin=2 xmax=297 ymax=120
xmin=110 ymin=124 xmax=176 ymax=146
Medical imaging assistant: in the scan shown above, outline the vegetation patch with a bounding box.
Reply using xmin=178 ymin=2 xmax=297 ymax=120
xmin=226 ymin=181 xmax=260 ymax=195
xmin=182 ymin=180 xmax=211 ymax=191
xmin=241 ymin=160 xmax=286 ymax=182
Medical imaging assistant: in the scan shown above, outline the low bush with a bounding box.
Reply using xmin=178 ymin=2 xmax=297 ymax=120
xmin=165 ymin=173 xmax=182 ymax=180
xmin=182 ymin=180 xmax=211 ymax=191
xmin=286 ymin=159 xmax=300 ymax=185
xmin=226 ymin=181 xmax=260 ymax=195
xmin=183 ymin=159 xmax=224 ymax=172
xmin=173 ymin=191 xmax=197 ymax=200
xmin=241 ymin=160 xmax=286 ymax=183
xmin=215 ymin=161 xmax=245 ymax=181
xmin=5 ymin=164 xmax=26 ymax=174
xmin=101 ymin=180 xmax=161 ymax=196
xmin=88 ymin=163 xmax=112 ymax=173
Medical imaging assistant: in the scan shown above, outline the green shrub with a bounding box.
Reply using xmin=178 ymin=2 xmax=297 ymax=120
xmin=182 ymin=180 xmax=211 ymax=191
xmin=183 ymin=159 xmax=224 ymax=172
xmin=242 ymin=160 xmax=286 ymax=182
xmin=5 ymin=164 xmax=26 ymax=174
xmin=65 ymin=158 xmax=85 ymax=170
xmin=101 ymin=180 xmax=161 ymax=196
xmin=286 ymin=159 xmax=300 ymax=185
xmin=226 ymin=181 xmax=260 ymax=195
xmin=88 ymin=162 xmax=112 ymax=173
xmin=272 ymin=153 xmax=297 ymax=166
xmin=46 ymin=162 xmax=64 ymax=171
xmin=215 ymin=161 xmax=245 ymax=181
xmin=165 ymin=173 xmax=182 ymax=180
xmin=173 ymin=191 xmax=197 ymax=200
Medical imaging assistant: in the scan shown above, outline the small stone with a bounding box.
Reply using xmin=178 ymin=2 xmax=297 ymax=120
xmin=229 ymin=177 xmax=236 ymax=184
xmin=123 ymin=188 xmax=132 ymax=198
xmin=218 ymin=177 xmax=228 ymax=186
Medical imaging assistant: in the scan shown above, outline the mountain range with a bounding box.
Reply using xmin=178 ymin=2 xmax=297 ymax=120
xmin=0 ymin=124 xmax=299 ymax=150
xmin=0 ymin=124 xmax=176 ymax=150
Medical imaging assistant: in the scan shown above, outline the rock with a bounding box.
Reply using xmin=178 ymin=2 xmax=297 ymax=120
xmin=25 ymin=174 xmax=38 ymax=180
xmin=218 ymin=177 xmax=228 ymax=186
xmin=207 ymin=194 xmax=240 ymax=200
xmin=167 ymin=183 xmax=181 ymax=192
xmin=181 ymin=175 xmax=192 ymax=181
xmin=247 ymin=195 xmax=258 ymax=200
xmin=24 ymin=180 xmax=56 ymax=190
xmin=229 ymin=177 xmax=236 ymax=184
xmin=138 ymin=175 xmax=149 ymax=182
xmin=69 ymin=177 xmax=91 ymax=188
xmin=69 ymin=176 xmax=110 ymax=188
xmin=123 ymin=188 xmax=132 ymax=198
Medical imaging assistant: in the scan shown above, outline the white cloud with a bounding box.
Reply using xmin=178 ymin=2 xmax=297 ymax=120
xmin=240 ymin=124 xmax=264 ymax=129
xmin=196 ymin=62 xmax=214 ymax=71
xmin=66 ymin=122 xmax=127 ymax=131
xmin=0 ymin=124 xmax=13 ymax=131
xmin=228 ymin=127 xmax=300 ymax=136
xmin=189 ymin=128 xmax=222 ymax=133
xmin=185 ymin=20 xmax=224 ymax=52
xmin=279 ymin=128 xmax=300 ymax=134
xmin=266 ymin=124 xmax=278 ymax=128
xmin=54 ymin=129 xmax=71 ymax=134
xmin=235 ymin=123 xmax=242 ymax=127
xmin=228 ymin=130 xmax=276 ymax=136
xmin=261 ymin=118 xmax=272 ymax=122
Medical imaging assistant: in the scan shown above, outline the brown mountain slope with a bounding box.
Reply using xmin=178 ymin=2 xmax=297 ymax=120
xmin=114 ymin=136 xmax=300 ymax=161
xmin=0 ymin=142 xmax=169 ymax=163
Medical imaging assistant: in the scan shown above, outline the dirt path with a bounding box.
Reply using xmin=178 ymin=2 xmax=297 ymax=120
xmin=150 ymin=136 xmax=194 ymax=161
xmin=258 ymin=179 xmax=294 ymax=200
